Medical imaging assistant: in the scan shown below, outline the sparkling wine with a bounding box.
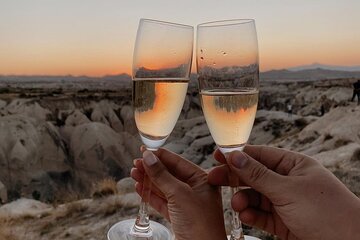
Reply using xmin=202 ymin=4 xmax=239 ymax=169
xmin=133 ymin=79 xmax=188 ymax=143
xmin=200 ymin=89 xmax=258 ymax=151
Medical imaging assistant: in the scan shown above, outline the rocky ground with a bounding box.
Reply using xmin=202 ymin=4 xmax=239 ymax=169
xmin=0 ymin=78 xmax=359 ymax=239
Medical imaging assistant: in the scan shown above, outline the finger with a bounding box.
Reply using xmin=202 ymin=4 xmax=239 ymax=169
xmin=231 ymin=189 xmax=261 ymax=212
xmin=132 ymin=166 xmax=166 ymax=199
xmin=208 ymin=165 xmax=229 ymax=186
xmin=244 ymin=145 xmax=312 ymax=175
xmin=142 ymin=150 xmax=187 ymax=198
xmin=135 ymin=181 xmax=166 ymax=200
xmin=133 ymin=158 xmax=142 ymax=167
xmin=135 ymin=183 xmax=170 ymax=221
xmin=134 ymin=159 xmax=145 ymax=173
xmin=140 ymin=145 xmax=147 ymax=153
xmin=239 ymin=208 xmax=275 ymax=235
xmin=213 ymin=149 xmax=226 ymax=164
xmin=208 ymin=165 xmax=247 ymax=187
xmin=130 ymin=168 xmax=144 ymax=183
xmin=227 ymin=151 xmax=285 ymax=197
xmin=153 ymin=148 xmax=206 ymax=187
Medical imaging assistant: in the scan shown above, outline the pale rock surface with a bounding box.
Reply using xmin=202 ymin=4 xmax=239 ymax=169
xmin=200 ymin=154 xmax=218 ymax=169
xmin=299 ymin=105 xmax=360 ymax=144
xmin=92 ymin=100 xmax=124 ymax=133
xmin=116 ymin=177 xmax=136 ymax=195
xmin=0 ymin=198 xmax=51 ymax=218
xmin=313 ymin=143 xmax=360 ymax=167
xmin=61 ymin=109 xmax=91 ymax=142
xmin=91 ymin=104 xmax=110 ymax=126
xmin=176 ymin=116 xmax=206 ymax=131
xmin=117 ymin=192 xmax=141 ymax=207
xmin=65 ymin=109 xmax=90 ymax=127
xmin=276 ymin=105 xmax=360 ymax=153
xmin=0 ymin=115 xmax=69 ymax=201
xmin=183 ymin=124 xmax=210 ymax=143
xmin=0 ymin=99 xmax=7 ymax=109
xmin=169 ymin=116 xmax=205 ymax=141
xmin=163 ymin=141 xmax=189 ymax=154
xmin=70 ymin=122 xmax=141 ymax=193
xmin=5 ymin=100 xmax=51 ymax=121
xmin=182 ymin=135 xmax=214 ymax=164
xmin=249 ymin=110 xmax=317 ymax=146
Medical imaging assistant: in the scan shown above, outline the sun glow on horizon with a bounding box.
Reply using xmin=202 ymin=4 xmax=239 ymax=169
xmin=0 ymin=0 xmax=359 ymax=76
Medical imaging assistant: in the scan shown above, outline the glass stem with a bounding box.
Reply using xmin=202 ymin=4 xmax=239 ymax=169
xmin=226 ymin=151 xmax=244 ymax=240
xmin=132 ymin=174 xmax=152 ymax=236
xmin=230 ymin=186 xmax=244 ymax=240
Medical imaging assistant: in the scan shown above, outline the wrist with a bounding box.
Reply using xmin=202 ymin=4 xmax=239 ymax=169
xmin=343 ymin=198 xmax=360 ymax=240
xmin=191 ymin=216 xmax=227 ymax=240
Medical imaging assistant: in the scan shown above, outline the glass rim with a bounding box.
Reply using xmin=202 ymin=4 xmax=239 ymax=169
xmin=197 ymin=19 xmax=255 ymax=28
xmin=140 ymin=18 xmax=193 ymax=29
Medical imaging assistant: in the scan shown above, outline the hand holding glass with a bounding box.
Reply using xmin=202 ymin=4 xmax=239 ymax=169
xmin=108 ymin=19 xmax=193 ymax=240
xmin=197 ymin=19 xmax=259 ymax=240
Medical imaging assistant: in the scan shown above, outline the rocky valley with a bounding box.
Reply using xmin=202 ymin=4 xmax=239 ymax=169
xmin=0 ymin=75 xmax=359 ymax=240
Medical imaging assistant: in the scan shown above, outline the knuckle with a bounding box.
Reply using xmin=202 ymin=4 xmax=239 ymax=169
xmin=149 ymin=165 xmax=164 ymax=182
xmin=165 ymin=184 xmax=185 ymax=199
xmin=249 ymin=165 xmax=269 ymax=183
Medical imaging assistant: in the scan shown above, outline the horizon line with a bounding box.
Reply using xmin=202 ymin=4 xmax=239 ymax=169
xmin=2 ymin=63 xmax=360 ymax=78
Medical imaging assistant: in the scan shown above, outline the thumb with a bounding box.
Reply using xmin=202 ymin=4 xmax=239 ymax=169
xmin=142 ymin=150 xmax=184 ymax=198
xmin=227 ymin=151 xmax=284 ymax=197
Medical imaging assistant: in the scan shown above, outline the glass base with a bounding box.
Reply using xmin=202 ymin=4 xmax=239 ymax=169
xmin=107 ymin=219 xmax=172 ymax=240
xmin=227 ymin=235 xmax=261 ymax=240
xmin=139 ymin=132 xmax=168 ymax=151
xmin=218 ymin=144 xmax=245 ymax=155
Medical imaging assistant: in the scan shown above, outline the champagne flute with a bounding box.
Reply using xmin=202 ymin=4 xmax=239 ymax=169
xmin=197 ymin=19 xmax=260 ymax=240
xmin=107 ymin=18 xmax=193 ymax=240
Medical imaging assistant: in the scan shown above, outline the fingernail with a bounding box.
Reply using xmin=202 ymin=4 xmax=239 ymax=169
xmin=231 ymin=151 xmax=247 ymax=169
xmin=140 ymin=145 xmax=146 ymax=152
xmin=143 ymin=150 xmax=158 ymax=166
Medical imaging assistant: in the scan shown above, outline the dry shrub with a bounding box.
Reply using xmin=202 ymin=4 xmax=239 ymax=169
xmin=39 ymin=221 xmax=55 ymax=236
xmin=92 ymin=178 xmax=117 ymax=199
xmin=294 ymin=118 xmax=308 ymax=129
xmin=52 ymin=188 xmax=83 ymax=206
xmin=56 ymin=201 xmax=89 ymax=220
xmin=85 ymin=195 xmax=125 ymax=217
xmin=0 ymin=219 xmax=17 ymax=240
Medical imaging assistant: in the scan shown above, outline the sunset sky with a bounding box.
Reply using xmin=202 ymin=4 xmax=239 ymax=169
xmin=0 ymin=0 xmax=359 ymax=76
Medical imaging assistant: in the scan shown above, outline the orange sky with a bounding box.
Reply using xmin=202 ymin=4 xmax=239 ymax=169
xmin=0 ymin=0 xmax=359 ymax=76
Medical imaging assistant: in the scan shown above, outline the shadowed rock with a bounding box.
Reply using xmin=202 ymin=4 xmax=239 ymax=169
xmin=70 ymin=123 xmax=141 ymax=193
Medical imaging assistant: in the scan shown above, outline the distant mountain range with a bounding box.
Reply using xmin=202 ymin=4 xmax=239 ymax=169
xmin=1 ymin=63 xmax=360 ymax=86
xmin=0 ymin=74 xmax=132 ymax=90
xmin=260 ymin=68 xmax=360 ymax=81
xmin=0 ymin=74 xmax=131 ymax=83
xmin=287 ymin=63 xmax=360 ymax=72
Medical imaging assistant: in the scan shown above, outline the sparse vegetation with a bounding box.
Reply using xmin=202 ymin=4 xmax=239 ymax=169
xmin=0 ymin=75 xmax=359 ymax=240
xmin=92 ymin=178 xmax=117 ymax=199
xmin=62 ymin=201 xmax=89 ymax=218
xmin=0 ymin=220 xmax=17 ymax=240
xmin=0 ymin=88 xmax=9 ymax=94
xmin=294 ymin=118 xmax=308 ymax=129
